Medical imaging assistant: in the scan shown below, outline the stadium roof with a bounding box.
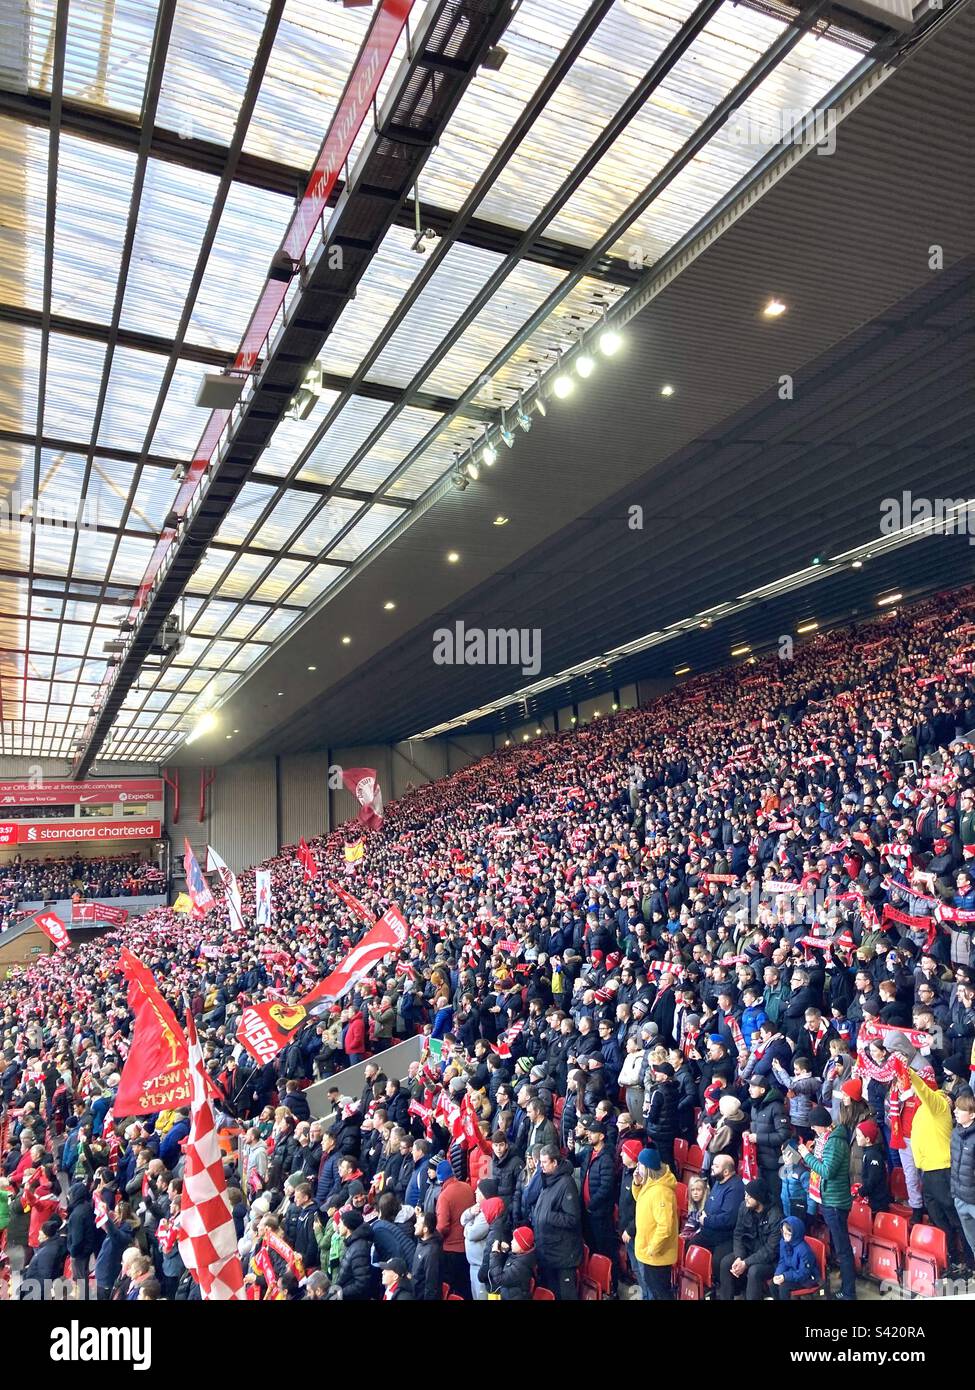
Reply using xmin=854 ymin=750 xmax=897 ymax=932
xmin=0 ymin=0 xmax=971 ymax=767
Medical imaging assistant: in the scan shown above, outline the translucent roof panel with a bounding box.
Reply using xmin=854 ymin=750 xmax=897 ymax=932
xmin=0 ymin=118 xmax=47 ymax=311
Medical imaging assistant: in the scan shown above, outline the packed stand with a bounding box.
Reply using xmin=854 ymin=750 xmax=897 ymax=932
xmin=0 ymin=855 xmax=166 ymax=925
xmin=1 ymin=585 xmax=975 ymax=1301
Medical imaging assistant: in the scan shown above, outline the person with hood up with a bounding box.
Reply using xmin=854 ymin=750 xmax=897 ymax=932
xmin=853 ymin=1121 xmax=889 ymax=1214
xmin=632 ymin=1145 xmax=678 ymax=1300
xmin=771 ymin=1214 xmax=820 ymax=1298
xmin=66 ymin=1180 xmax=99 ymax=1297
xmin=460 ymin=1179 xmax=506 ymax=1299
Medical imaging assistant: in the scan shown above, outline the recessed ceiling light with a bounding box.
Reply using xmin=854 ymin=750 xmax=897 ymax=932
xmin=535 ymin=727 xmax=542 ymax=735
xmin=878 ymin=592 xmax=902 ymax=607
xmin=731 ymin=644 xmax=751 ymax=657
xmin=611 ymin=703 xmax=618 ymax=711
xmin=233 ymin=728 xmax=239 ymax=733
xmin=851 ymin=560 xmax=863 ymax=569
xmin=674 ymin=665 xmax=691 ymax=676
xmin=575 ymin=353 xmax=595 ymax=379
xmin=278 ymin=691 xmax=283 ymax=696
xmin=341 ymin=635 xmax=351 ymax=645
xmin=522 ymin=733 xmax=530 ymax=741
xmin=598 ymin=328 xmax=622 ymax=357
xmin=763 ymin=298 xmax=787 ymax=318
xmin=493 ymin=515 xmax=509 ymax=527
xmin=660 ymin=384 xmax=675 ymax=397
xmin=225 ymin=734 xmax=232 ymax=740
xmin=307 ymin=665 xmax=317 ymax=671
xmin=797 ymin=621 xmax=818 ymax=634
xmin=383 ymin=601 xmax=396 ymax=610
xmin=553 ymin=373 xmax=574 ymax=399
xmin=447 ymin=551 xmax=460 ymax=563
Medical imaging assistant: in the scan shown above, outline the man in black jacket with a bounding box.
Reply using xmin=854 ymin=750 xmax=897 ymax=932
xmin=571 ymin=1117 xmax=616 ymax=1259
xmin=644 ymin=1063 xmax=679 ymax=1170
xmin=950 ymin=1091 xmax=975 ymax=1260
xmin=533 ymin=1145 xmax=583 ymax=1300
xmin=717 ymin=1180 xmax=783 ymax=1301
xmin=490 ymin=1132 xmax=520 ymax=1204
xmin=19 ymin=1218 xmax=68 ymax=1299
xmin=283 ymin=1181 xmax=321 ymax=1270
xmin=747 ymin=1077 xmax=790 ymax=1192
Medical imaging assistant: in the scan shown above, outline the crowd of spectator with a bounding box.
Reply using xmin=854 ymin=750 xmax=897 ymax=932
xmin=0 ymin=855 xmax=166 ymax=924
xmin=2 ymin=583 xmax=975 ymax=1303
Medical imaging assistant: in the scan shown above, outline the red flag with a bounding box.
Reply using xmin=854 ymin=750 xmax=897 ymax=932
xmin=183 ymin=838 xmax=215 ymax=917
xmin=301 ymin=905 xmax=408 ymax=1010
xmin=33 ymin=910 xmax=70 ymax=951
xmin=114 ymin=949 xmax=192 ymax=1115
xmin=177 ymin=1010 xmax=246 ymax=1300
xmin=325 ymin=879 xmax=377 ymax=926
xmin=296 ymin=838 xmax=318 ymax=883
xmin=341 ymin=766 xmax=384 ymax=830
xmin=235 ymin=1000 xmax=309 ymax=1065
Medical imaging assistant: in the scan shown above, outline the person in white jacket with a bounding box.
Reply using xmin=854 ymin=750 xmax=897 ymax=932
xmin=619 ymin=1037 xmax=647 ymax=1121
xmin=460 ymin=1180 xmax=506 ymax=1299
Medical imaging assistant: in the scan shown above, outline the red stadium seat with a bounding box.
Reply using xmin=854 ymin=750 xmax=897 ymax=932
xmin=788 ymin=1235 xmax=826 ymax=1299
xmin=446 ymin=1293 xmax=464 ymax=1301
xmin=848 ymin=1197 xmax=872 ymax=1272
xmin=674 ymin=1181 xmax=688 ymax=1218
xmin=679 ymin=1242 xmax=712 ymax=1300
xmin=867 ymin=1211 xmax=909 ymax=1284
xmin=905 ymin=1220 xmax=948 ymax=1296
xmin=532 ymin=1286 xmax=555 ymax=1301
xmin=586 ymin=1253 xmax=612 ymax=1298
xmin=680 ymin=1144 xmax=704 ymax=1181
xmin=673 ymin=1138 xmax=689 ymax=1170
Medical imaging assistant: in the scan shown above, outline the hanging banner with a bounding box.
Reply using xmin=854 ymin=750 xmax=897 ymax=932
xmin=70 ymin=902 xmax=130 ymax=926
xmin=183 ymin=839 xmax=215 ymax=918
xmin=0 ymin=820 xmax=160 ymax=844
xmin=255 ymin=868 xmax=273 ymax=927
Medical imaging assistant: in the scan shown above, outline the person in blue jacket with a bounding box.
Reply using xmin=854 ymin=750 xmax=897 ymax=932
xmin=159 ymin=1111 xmax=191 ymax=1171
xmin=770 ymin=1215 xmax=819 ymax=1298
xmin=687 ymin=1154 xmax=745 ymax=1266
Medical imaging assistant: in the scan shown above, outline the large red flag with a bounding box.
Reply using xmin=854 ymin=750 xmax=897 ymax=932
xmin=341 ymin=767 xmax=383 ymax=830
xmin=235 ymin=999 xmax=309 ymax=1065
xmin=33 ymin=910 xmax=70 ymax=951
xmin=296 ymin=837 xmax=318 ymax=883
xmin=177 ymin=1010 xmax=246 ymax=1300
xmin=301 ymin=904 xmax=408 ymax=1011
xmin=114 ymin=949 xmax=192 ymax=1114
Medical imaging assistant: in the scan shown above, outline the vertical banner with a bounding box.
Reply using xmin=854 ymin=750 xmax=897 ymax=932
xmin=206 ymin=845 xmax=245 ymax=932
xmin=255 ymin=868 xmax=273 ymax=927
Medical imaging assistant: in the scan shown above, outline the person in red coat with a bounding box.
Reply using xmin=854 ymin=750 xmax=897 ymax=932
xmin=343 ymin=1008 xmax=367 ymax=1066
xmin=23 ymin=1167 xmax=63 ymax=1250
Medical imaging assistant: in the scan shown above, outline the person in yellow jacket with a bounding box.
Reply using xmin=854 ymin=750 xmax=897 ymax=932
xmin=894 ymin=1056 xmax=965 ymax=1261
xmin=632 ymin=1146 xmax=678 ymax=1301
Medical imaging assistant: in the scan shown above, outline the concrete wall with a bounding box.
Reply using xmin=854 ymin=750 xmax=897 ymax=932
xmin=304 ymin=1036 xmax=425 ymax=1122
xmin=0 ymin=923 xmax=52 ymax=971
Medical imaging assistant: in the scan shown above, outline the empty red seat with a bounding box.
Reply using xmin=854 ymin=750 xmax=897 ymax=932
xmin=673 ymin=1138 xmax=689 ymax=1170
xmin=867 ymin=1211 xmax=909 ymax=1284
xmin=532 ymin=1286 xmax=555 ymax=1301
xmin=679 ymin=1242 xmax=712 ymax=1300
xmin=681 ymin=1144 xmax=705 ymax=1180
xmin=586 ymin=1253 xmax=613 ymax=1298
xmin=848 ymin=1198 xmax=872 ymax=1271
xmin=674 ymin=1180 xmax=688 ymax=1218
xmin=905 ymin=1221 xmax=948 ymax=1295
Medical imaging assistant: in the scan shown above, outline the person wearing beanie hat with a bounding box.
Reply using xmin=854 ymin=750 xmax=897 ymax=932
xmin=645 ymin=1061 xmax=678 ymax=1171
xmin=330 ymin=1207 xmax=375 ymax=1302
xmin=716 ymin=1176 xmax=782 ymax=1302
xmin=632 ymin=1144 xmax=678 ymax=1300
xmin=617 ymin=1139 xmax=643 ymax=1294
xmin=485 ymin=1222 xmax=537 ymax=1300
xmin=798 ymin=1105 xmax=856 ymax=1299
xmin=434 ymin=1155 xmax=475 ymax=1298
xmin=853 ymin=1122 xmax=890 ymax=1215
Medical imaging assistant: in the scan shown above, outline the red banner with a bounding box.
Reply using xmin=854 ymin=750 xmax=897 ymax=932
xmin=33 ymin=910 xmax=70 ymax=950
xmin=302 ymin=905 xmax=409 ymax=1009
xmin=325 ymin=880 xmax=377 ymax=926
xmin=71 ymin=902 xmax=130 ymax=926
xmin=0 ymin=778 xmax=162 ymax=807
xmin=114 ymin=949 xmax=192 ymax=1114
xmin=236 ymin=1000 xmax=309 ymax=1065
xmin=0 ymin=819 xmax=160 ymax=844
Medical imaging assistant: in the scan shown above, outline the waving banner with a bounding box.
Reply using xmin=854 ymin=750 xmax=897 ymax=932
xmin=183 ymin=839 xmax=215 ymax=918
xmin=303 ymin=905 xmax=409 ymax=1010
xmin=206 ymin=845 xmax=245 ymax=932
xmin=34 ymin=910 xmax=70 ymax=951
xmin=341 ymin=766 xmax=384 ymax=830
xmin=236 ymin=1000 xmax=309 ymax=1065
xmin=114 ymin=949 xmax=192 ymax=1114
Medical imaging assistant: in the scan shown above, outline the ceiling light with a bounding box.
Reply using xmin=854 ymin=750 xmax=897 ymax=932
xmin=674 ymin=665 xmax=691 ymax=676
xmin=660 ymin=384 xmax=675 ymax=397
xmin=746 ymin=656 xmax=757 ymax=665
xmin=504 ymin=739 xmax=511 ymax=746
xmin=593 ymin=711 xmax=600 ymax=718
xmin=553 ymin=373 xmax=574 ymax=399
xmin=878 ymin=592 xmax=902 ymax=606
xmin=598 ymin=327 xmax=622 ymax=357
xmin=233 ymin=728 xmax=239 ymax=733
xmin=493 ymin=515 xmax=509 ymax=526
xmin=500 ymin=413 xmax=515 ymax=448
xmin=447 ymin=551 xmax=460 ymax=563
xmin=384 ymin=601 xmax=396 ymax=610
xmin=797 ymin=620 xmax=818 ymax=633
xmin=570 ymin=716 xmax=577 ymax=724
xmin=575 ymin=353 xmax=595 ymax=379
xmin=481 ymin=442 xmax=497 ymax=467
xmin=278 ymin=691 xmax=283 ymax=696
xmin=811 ymin=555 xmax=822 ymax=566
xmin=533 ymin=384 xmax=547 ymax=418
xmin=466 ymin=459 xmax=480 ymax=481
xmin=522 ymin=733 xmax=530 ymax=741
xmin=307 ymin=664 xmax=317 ymax=671
xmin=763 ymin=298 xmax=787 ymax=318
xmin=516 ymin=396 xmax=531 ymax=432
xmin=535 ymin=727 xmax=542 ymax=735
xmin=288 ymin=361 xmax=324 ymax=421
xmin=185 ymin=711 xmax=217 ymax=745
xmin=611 ymin=703 xmax=618 ymax=711
xmin=731 ymin=644 xmax=751 ymax=657
xmin=226 ymin=734 xmax=232 ymax=740
xmin=341 ymin=635 xmax=351 ymax=645
xmin=699 ymin=620 xmax=712 ymax=630
xmin=851 ymin=559 xmax=863 ymax=569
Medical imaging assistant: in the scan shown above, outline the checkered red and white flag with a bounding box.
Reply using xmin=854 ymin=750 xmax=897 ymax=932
xmin=177 ymin=1009 xmax=246 ymax=1300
